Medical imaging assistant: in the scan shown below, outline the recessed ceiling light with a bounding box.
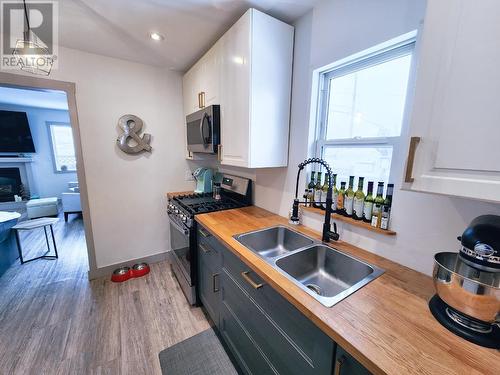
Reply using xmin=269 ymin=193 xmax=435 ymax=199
xmin=149 ymin=32 xmax=165 ymax=41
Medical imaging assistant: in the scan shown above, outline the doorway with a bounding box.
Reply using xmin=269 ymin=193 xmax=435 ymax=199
xmin=0 ymin=72 xmax=97 ymax=277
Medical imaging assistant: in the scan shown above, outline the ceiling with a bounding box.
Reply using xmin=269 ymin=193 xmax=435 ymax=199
xmin=58 ymin=0 xmax=317 ymax=72
xmin=0 ymin=86 xmax=69 ymax=110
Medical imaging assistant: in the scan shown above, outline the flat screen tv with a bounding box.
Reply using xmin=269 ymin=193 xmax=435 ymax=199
xmin=0 ymin=110 xmax=36 ymax=153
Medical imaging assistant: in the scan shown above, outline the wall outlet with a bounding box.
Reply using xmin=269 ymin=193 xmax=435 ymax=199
xmin=185 ymin=169 xmax=194 ymax=181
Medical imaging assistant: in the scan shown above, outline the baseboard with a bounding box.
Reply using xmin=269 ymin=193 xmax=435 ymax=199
xmin=87 ymin=251 xmax=170 ymax=280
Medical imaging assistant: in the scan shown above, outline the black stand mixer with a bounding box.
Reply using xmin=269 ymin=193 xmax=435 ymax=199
xmin=429 ymin=215 xmax=500 ymax=349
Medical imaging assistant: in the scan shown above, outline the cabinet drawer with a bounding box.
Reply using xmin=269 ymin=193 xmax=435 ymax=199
xmin=220 ymin=300 xmax=275 ymax=375
xmin=222 ymin=268 xmax=333 ymax=375
xmin=222 ymin=245 xmax=333 ymax=372
xmin=198 ymin=226 xmax=220 ymax=270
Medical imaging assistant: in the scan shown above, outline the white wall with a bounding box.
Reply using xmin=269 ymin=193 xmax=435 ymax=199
xmin=6 ymin=46 xmax=192 ymax=268
xmin=0 ymin=103 xmax=77 ymax=199
xmin=254 ymin=0 xmax=500 ymax=275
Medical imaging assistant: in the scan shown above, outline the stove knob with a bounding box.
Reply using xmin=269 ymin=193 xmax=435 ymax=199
xmin=174 ymin=209 xmax=179 ymax=214
xmin=181 ymin=216 xmax=187 ymax=223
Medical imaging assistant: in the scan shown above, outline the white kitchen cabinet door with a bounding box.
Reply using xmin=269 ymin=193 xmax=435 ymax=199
xmin=403 ymin=0 xmax=500 ymax=202
xmin=220 ymin=9 xmax=294 ymax=168
xmin=219 ymin=12 xmax=251 ymax=167
xmin=201 ymin=41 xmax=221 ymax=107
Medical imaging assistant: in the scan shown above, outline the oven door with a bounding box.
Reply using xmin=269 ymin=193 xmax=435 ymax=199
xmin=168 ymin=216 xmax=196 ymax=304
xmin=186 ymin=107 xmax=215 ymax=153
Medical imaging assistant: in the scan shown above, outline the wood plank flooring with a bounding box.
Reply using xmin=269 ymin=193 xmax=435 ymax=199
xmin=0 ymin=214 xmax=210 ymax=374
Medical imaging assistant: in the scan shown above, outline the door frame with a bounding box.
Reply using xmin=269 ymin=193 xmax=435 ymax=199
xmin=0 ymin=71 xmax=98 ymax=276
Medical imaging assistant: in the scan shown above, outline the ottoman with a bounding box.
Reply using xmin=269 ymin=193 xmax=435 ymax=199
xmin=26 ymin=197 xmax=59 ymax=219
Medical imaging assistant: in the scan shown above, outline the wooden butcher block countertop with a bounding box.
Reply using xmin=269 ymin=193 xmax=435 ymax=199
xmin=195 ymin=206 xmax=500 ymax=375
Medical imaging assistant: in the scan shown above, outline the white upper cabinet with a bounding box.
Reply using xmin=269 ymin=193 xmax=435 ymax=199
xmin=403 ymin=0 xmax=500 ymax=202
xmin=182 ymin=9 xmax=294 ymax=168
xmin=182 ymin=41 xmax=222 ymax=116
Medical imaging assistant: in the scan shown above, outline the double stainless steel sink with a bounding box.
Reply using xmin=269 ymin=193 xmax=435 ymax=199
xmin=234 ymin=226 xmax=384 ymax=307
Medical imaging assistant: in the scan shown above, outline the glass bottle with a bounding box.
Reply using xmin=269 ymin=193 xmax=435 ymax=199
xmin=320 ymin=173 xmax=329 ymax=210
xmin=331 ymin=174 xmax=338 ymax=212
xmin=313 ymin=172 xmax=323 ymax=209
xmin=336 ymin=181 xmax=346 ymax=215
xmin=371 ymin=182 xmax=385 ymax=228
xmin=352 ymin=177 xmax=365 ymax=220
xmin=362 ymin=182 xmax=374 ymax=223
xmin=308 ymin=171 xmax=316 ymax=207
xmin=380 ymin=183 xmax=394 ymax=230
xmin=344 ymin=176 xmax=355 ymax=217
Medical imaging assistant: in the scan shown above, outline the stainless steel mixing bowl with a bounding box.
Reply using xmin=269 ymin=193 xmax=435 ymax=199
xmin=432 ymin=252 xmax=500 ymax=324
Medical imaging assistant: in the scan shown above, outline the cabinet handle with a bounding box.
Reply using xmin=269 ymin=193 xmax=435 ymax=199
xmin=199 ymin=243 xmax=211 ymax=253
xmin=199 ymin=228 xmax=211 ymax=238
xmin=241 ymin=271 xmax=264 ymax=289
xmin=334 ymin=355 xmax=346 ymax=375
xmin=217 ymin=144 xmax=222 ymax=162
xmin=212 ymin=273 xmax=220 ymax=292
xmin=198 ymin=91 xmax=205 ymax=108
xmin=404 ymin=136 xmax=421 ymax=183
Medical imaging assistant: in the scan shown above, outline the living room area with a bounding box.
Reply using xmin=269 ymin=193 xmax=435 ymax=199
xmin=0 ymin=85 xmax=86 ymax=278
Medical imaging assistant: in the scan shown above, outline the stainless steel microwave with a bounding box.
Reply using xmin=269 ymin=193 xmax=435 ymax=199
xmin=186 ymin=105 xmax=220 ymax=154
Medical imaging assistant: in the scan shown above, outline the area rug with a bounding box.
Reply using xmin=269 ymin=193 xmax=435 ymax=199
xmin=159 ymin=328 xmax=240 ymax=375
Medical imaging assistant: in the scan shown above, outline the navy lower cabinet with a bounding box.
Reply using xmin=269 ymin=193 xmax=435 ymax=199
xmin=197 ymin=225 xmax=222 ymax=326
xmin=197 ymin=224 xmax=371 ymax=375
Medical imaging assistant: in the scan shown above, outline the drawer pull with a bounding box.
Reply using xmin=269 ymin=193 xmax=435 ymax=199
xmin=199 ymin=228 xmax=211 ymax=238
xmin=241 ymin=271 xmax=264 ymax=289
xmin=404 ymin=136 xmax=420 ymax=183
xmin=334 ymin=355 xmax=346 ymax=375
xmin=199 ymin=244 xmax=211 ymax=254
xmin=213 ymin=273 xmax=220 ymax=292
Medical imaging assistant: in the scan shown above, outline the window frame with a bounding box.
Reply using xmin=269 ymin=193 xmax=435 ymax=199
xmin=314 ymin=33 xmax=417 ymax=182
xmin=46 ymin=121 xmax=77 ymax=174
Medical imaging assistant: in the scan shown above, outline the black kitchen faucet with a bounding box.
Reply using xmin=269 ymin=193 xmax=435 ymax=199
xmin=290 ymin=158 xmax=339 ymax=242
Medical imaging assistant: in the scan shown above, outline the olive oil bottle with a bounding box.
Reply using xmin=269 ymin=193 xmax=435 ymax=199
xmin=380 ymin=183 xmax=394 ymax=230
xmin=308 ymin=171 xmax=316 ymax=207
xmin=344 ymin=176 xmax=355 ymax=217
xmin=320 ymin=173 xmax=329 ymax=210
xmin=362 ymin=181 xmax=374 ymax=222
xmin=336 ymin=181 xmax=346 ymax=215
xmin=371 ymin=182 xmax=385 ymax=227
xmin=313 ymin=172 xmax=323 ymax=209
xmin=331 ymin=174 xmax=338 ymax=212
xmin=352 ymin=177 xmax=365 ymax=220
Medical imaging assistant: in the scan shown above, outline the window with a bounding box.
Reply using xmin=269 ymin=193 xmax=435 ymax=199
xmin=48 ymin=123 xmax=76 ymax=172
xmin=315 ymin=34 xmax=415 ymax=189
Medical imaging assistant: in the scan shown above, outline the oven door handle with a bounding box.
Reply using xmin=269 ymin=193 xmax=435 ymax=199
xmin=168 ymin=216 xmax=189 ymax=236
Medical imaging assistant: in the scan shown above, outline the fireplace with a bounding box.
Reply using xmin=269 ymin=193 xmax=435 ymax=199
xmin=0 ymin=168 xmax=22 ymax=202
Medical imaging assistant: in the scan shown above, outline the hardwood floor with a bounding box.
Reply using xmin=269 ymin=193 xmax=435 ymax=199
xmin=0 ymin=214 xmax=210 ymax=374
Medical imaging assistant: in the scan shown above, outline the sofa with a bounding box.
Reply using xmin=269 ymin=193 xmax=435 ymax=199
xmin=62 ymin=182 xmax=82 ymax=222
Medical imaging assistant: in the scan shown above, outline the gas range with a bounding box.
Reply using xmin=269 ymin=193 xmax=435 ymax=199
xmin=167 ymin=173 xmax=252 ymax=306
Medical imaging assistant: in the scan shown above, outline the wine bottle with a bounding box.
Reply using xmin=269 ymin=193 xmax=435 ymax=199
xmin=362 ymin=181 xmax=374 ymax=223
xmin=331 ymin=174 xmax=338 ymax=212
xmin=320 ymin=173 xmax=329 ymax=210
xmin=313 ymin=172 xmax=323 ymax=209
xmin=344 ymin=176 xmax=355 ymax=217
xmin=307 ymin=189 xmax=314 ymax=208
xmin=371 ymin=182 xmax=385 ymax=227
xmin=353 ymin=177 xmax=365 ymax=220
xmin=303 ymin=189 xmax=309 ymax=207
xmin=336 ymin=181 xmax=346 ymax=215
xmin=380 ymin=183 xmax=394 ymax=230
xmin=308 ymin=171 xmax=316 ymax=207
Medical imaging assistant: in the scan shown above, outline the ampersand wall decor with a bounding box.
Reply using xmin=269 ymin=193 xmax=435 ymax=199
xmin=116 ymin=114 xmax=152 ymax=154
